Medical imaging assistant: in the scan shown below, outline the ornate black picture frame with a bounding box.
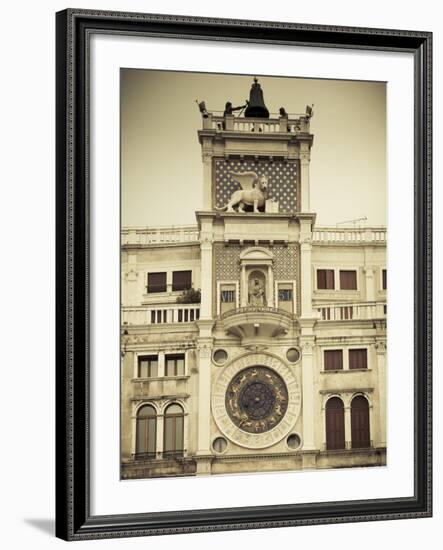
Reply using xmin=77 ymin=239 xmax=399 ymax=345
xmin=55 ymin=9 xmax=432 ymax=541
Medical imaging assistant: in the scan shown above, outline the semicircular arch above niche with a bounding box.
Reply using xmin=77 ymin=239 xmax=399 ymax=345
xmin=239 ymin=246 xmax=274 ymax=262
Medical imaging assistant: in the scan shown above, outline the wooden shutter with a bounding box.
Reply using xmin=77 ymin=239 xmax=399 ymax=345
xmin=324 ymin=350 xmax=343 ymax=371
xmin=165 ymin=354 xmax=185 ymax=376
xmin=351 ymin=396 xmax=370 ymax=448
xmin=317 ymin=269 xmax=335 ymax=289
xmin=382 ymin=269 xmax=387 ymax=290
xmin=349 ymin=349 xmax=367 ymax=370
xmin=136 ymin=405 xmax=157 ymax=456
xmin=326 ymin=397 xmax=345 ymax=450
xmin=339 ymin=270 xmax=357 ymax=290
xmin=164 ymin=404 xmax=184 ymax=456
xmin=147 ymin=272 xmax=166 ymax=293
xmin=172 ymin=270 xmax=192 ymax=291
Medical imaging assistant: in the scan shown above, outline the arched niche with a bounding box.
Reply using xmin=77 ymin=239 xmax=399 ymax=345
xmin=239 ymin=247 xmax=274 ymax=308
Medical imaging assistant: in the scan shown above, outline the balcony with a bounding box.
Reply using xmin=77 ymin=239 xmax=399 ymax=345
xmin=122 ymin=225 xmax=199 ymax=246
xmin=122 ymin=304 xmax=200 ymax=325
xmin=122 ymin=225 xmax=386 ymax=247
xmin=220 ymin=306 xmax=293 ymax=342
xmin=132 ymin=376 xmax=189 ymax=400
xmin=201 ymin=113 xmax=311 ymax=135
xmin=317 ymin=302 xmax=386 ymax=321
xmin=312 ymin=227 xmax=386 ymax=245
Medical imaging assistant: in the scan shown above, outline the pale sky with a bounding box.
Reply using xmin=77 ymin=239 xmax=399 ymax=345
xmin=121 ymin=70 xmax=386 ymax=227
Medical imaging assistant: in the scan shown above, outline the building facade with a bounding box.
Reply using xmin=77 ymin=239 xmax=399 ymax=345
xmin=121 ymin=80 xmax=387 ymax=479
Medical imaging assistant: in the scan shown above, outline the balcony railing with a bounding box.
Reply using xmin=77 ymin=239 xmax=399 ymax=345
xmin=317 ymin=302 xmax=386 ymax=321
xmin=122 ymin=304 xmax=200 ymax=325
xmin=312 ymin=227 xmax=386 ymax=245
xmin=220 ymin=305 xmax=293 ymax=321
xmin=202 ymin=113 xmax=310 ymax=134
xmin=122 ymin=225 xmax=386 ymax=247
xmin=122 ymin=225 xmax=199 ymax=246
xmin=134 ymin=450 xmax=185 ymax=461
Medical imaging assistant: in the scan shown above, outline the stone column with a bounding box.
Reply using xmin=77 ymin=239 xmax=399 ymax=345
xmin=267 ymin=264 xmax=274 ymax=307
xmin=299 ymin=149 xmax=310 ymax=211
xmin=364 ymin=267 xmax=375 ymax=302
xmin=166 ymin=270 xmax=172 ymax=294
xmin=375 ymin=341 xmax=387 ymax=447
xmin=199 ymin=229 xmax=213 ymax=320
xmin=195 ymin=331 xmax=214 ymax=475
xmin=241 ymin=265 xmax=247 ymax=307
xmin=299 ymin=336 xmax=316 ymax=451
xmin=156 ymin=413 xmax=164 ymax=459
xmin=124 ymin=254 xmax=139 ymax=306
xmin=131 ymin=412 xmax=137 ymax=456
xmin=158 ymin=351 xmax=165 ymax=378
xmin=300 ymin=221 xmax=313 ymax=317
xmin=344 ymin=404 xmax=352 ymax=449
xmin=202 ymin=152 xmax=213 ymax=210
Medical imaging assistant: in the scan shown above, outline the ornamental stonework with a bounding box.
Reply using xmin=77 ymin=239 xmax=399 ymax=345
xmin=273 ymin=244 xmax=299 ymax=280
xmin=214 ymin=243 xmax=241 ymax=316
xmin=214 ymin=243 xmax=241 ymax=281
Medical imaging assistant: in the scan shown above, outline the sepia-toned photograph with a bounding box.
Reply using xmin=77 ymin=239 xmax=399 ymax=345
xmin=120 ymin=69 xmax=387 ymax=480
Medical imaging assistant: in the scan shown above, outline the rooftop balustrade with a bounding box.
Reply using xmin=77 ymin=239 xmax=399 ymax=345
xmin=122 ymin=225 xmax=386 ymax=246
xmin=201 ymin=112 xmax=311 ymax=134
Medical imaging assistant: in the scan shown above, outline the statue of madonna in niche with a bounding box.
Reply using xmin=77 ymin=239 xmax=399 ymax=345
xmin=248 ymin=271 xmax=266 ymax=307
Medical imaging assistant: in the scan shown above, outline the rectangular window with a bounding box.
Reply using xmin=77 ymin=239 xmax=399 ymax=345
xmin=278 ymin=288 xmax=293 ymax=301
xmin=221 ymin=290 xmax=235 ymax=303
xmin=324 ymin=350 xmax=343 ymax=371
xmin=349 ymin=349 xmax=368 ymax=370
xmin=147 ymin=272 xmax=166 ymax=293
xmin=138 ymin=355 xmax=159 ymax=378
xmin=382 ymin=269 xmax=387 ymax=290
xmin=339 ymin=270 xmax=357 ymax=290
xmin=317 ymin=269 xmax=335 ymax=290
xmin=172 ymin=270 xmax=192 ymax=292
xmin=165 ymin=354 xmax=185 ymax=376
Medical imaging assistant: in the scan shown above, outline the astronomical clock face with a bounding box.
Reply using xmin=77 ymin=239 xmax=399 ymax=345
xmin=225 ymin=366 xmax=288 ymax=434
xmin=212 ymin=353 xmax=301 ymax=449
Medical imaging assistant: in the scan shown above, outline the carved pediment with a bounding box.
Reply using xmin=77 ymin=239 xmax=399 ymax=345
xmin=239 ymin=246 xmax=274 ymax=262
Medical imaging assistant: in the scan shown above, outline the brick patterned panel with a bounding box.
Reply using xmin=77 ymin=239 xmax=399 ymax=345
xmin=273 ymin=244 xmax=299 ymax=279
xmin=213 ymin=243 xmax=241 ymax=316
xmin=214 ymin=159 xmax=298 ymax=213
xmin=274 ymin=244 xmax=300 ymax=315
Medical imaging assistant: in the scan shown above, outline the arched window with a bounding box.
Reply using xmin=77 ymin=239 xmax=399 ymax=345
xmin=163 ymin=403 xmax=184 ymax=457
xmin=351 ymin=395 xmax=370 ymax=448
xmin=136 ymin=404 xmax=157 ymax=457
xmin=325 ymin=397 xmax=345 ymax=450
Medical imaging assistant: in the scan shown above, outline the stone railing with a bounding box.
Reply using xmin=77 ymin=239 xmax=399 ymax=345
xmin=220 ymin=305 xmax=294 ymax=321
xmin=122 ymin=225 xmax=386 ymax=246
xmin=203 ymin=114 xmax=310 ymax=134
xmin=122 ymin=304 xmax=200 ymax=325
xmin=317 ymin=301 xmax=386 ymax=321
xmin=122 ymin=225 xmax=199 ymax=246
xmin=312 ymin=227 xmax=386 ymax=245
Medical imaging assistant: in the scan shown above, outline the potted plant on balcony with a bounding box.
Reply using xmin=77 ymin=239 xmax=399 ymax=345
xmin=176 ymin=288 xmax=201 ymax=304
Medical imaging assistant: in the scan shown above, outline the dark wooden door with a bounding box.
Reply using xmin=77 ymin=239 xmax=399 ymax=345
xmin=351 ymin=396 xmax=370 ymax=448
xmin=326 ymin=397 xmax=345 ymax=450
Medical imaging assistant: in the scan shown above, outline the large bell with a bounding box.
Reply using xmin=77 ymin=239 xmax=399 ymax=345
xmin=244 ymin=77 xmax=270 ymax=118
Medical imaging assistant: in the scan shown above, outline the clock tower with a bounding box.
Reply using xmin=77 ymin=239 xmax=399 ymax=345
xmin=194 ymin=77 xmax=318 ymax=472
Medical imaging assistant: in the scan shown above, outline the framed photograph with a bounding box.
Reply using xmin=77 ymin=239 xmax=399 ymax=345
xmin=55 ymin=9 xmax=432 ymax=541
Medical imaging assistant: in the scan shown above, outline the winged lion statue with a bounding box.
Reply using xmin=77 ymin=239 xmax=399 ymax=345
xmin=215 ymin=171 xmax=268 ymax=213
